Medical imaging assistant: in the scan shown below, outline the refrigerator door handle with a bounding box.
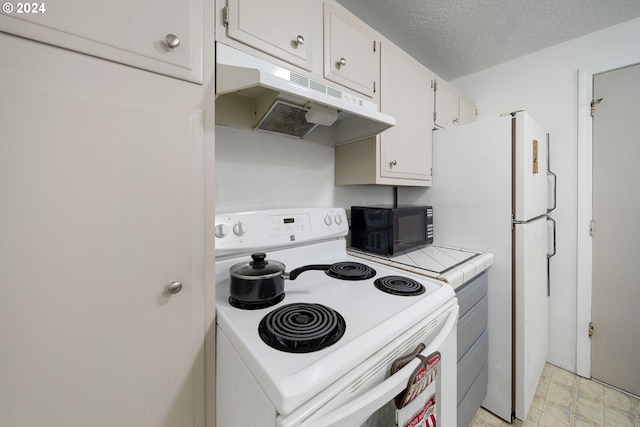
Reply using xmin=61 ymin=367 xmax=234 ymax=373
xmin=546 ymin=216 xmax=557 ymax=296
xmin=547 ymin=134 xmax=557 ymax=213
xmin=547 ymin=170 xmax=557 ymax=213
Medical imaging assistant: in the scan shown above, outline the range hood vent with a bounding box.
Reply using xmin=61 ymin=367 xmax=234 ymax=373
xmin=255 ymin=100 xmax=317 ymax=138
xmin=215 ymin=43 xmax=395 ymax=145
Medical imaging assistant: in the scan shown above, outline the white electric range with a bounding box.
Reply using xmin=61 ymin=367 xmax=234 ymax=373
xmin=214 ymin=207 xmax=458 ymax=427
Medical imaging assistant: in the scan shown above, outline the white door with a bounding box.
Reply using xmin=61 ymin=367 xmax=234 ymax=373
xmin=0 ymin=45 xmax=205 ymax=425
xmin=514 ymin=111 xmax=548 ymax=221
xmin=591 ymin=63 xmax=640 ymax=397
xmin=514 ymin=216 xmax=549 ymax=421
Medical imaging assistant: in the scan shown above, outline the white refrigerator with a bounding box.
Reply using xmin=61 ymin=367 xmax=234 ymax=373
xmin=418 ymin=111 xmax=556 ymax=422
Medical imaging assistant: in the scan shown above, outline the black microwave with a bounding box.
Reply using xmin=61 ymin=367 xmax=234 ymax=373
xmin=350 ymin=205 xmax=434 ymax=256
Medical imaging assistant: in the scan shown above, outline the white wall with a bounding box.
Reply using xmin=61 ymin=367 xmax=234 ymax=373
xmin=214 ymin=125 xmax=393 ymax=213
xmin=443 ymin=17 xmax=640 ymax=372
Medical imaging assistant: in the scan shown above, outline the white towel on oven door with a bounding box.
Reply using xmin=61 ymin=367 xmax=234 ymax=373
xmin=394 ymin=352 xmax=440 ymax=427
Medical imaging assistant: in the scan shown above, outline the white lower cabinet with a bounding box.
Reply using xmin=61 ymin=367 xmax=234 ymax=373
xmin=335 ymin=42 xmax=433 ymax=186
xmin=456 ymin=273 xmax=489 ymax=427
xmin=0 ymin=34 xmax=208 ymax=427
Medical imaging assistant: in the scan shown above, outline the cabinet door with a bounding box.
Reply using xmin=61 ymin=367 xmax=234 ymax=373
xmin=0 ymin=60 xmax=205 ymax=426
xmin=380 ymin=43 xmax=433 ymax=181
xmin=323 ymin=2 xmax=378 ymax=97
xmin=434 ymin=79 xmax=460 ymax=128
xmin=0 ymin=0 xmax=202 ymax=82
xmin=459 ymin=95 xmax=477 ymax=125
xmin=225 ymin=0 xmax=314 ymax=71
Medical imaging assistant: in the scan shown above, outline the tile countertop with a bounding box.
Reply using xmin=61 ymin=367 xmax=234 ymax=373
xmin=347 ymin=245 xmax=495 ymax=290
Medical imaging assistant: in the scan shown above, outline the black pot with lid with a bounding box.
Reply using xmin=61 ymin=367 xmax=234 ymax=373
xmin=229 ymin=252 xmax=286 ymax=309
xmin=228 ymin=252 xmax=348 ymax=309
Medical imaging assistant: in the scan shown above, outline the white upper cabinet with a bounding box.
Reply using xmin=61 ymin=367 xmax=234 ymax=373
xmin=323 ymin=2 xmax=379 ymax=98
xmin=335 ymin=42 xmax=433 ymax=186
xmin=217 ymin=0 xmax=378 ymax=100
xmin=434 ymin=79 xmax=461 ymax=127
xmin=223 ymin=0 xmax=316 ymax=71
xmin=459 ymin=94 xmax=477 ymax=125
xmin=433 ymin=78 xmax=477 ymax=127
xmin=0 ymin=0 xmax=203 ymax=83
xmin=379 ymin=42 xmax=433 ymax=182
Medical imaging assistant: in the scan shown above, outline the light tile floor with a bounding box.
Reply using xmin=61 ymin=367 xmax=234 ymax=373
xmin=470 ymin=363 xmax=640 ymax=427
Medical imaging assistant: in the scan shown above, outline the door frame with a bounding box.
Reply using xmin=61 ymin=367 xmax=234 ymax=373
xmin=576 ymin=54 xmax=640 ymax=378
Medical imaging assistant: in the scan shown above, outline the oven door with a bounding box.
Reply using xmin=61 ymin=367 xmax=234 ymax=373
xmin=277 ymin=300 xmax=458 ymax=427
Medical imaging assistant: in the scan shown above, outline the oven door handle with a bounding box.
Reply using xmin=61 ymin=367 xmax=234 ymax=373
xmin=287 ymin=304 xmax=459 ymax=427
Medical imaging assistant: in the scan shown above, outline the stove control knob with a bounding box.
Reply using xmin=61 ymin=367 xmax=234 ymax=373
xmin=233 ymin=221 xmax=247 ymax=236
xmin=215 ymin=223 xmax=229 ymax=238
xmin=324 ymin=214 xmax=333 ymax=226
xmin=334 ymin=214 xmax=343 ymax=225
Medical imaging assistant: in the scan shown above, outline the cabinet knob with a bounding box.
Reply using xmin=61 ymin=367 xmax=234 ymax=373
xmin=295 ymin=35 xmax=305 ymax=46
xmin=166 ymin=281 xmax=183 ymax=295
xmin=165 ymin=34 xmax=181 ymax=49
xmin=390 ymin=160 xmax=397 ymax=168
xmin=338 ymin=57 xmax=347 ymax=67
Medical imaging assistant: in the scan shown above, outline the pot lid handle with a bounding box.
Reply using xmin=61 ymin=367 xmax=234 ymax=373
xmin=250 ymin=252 xmax=268 ymax=268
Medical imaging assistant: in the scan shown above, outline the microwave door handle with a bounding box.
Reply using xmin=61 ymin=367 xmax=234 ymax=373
xmin=287 ymin=305 xmax=459 ymax=427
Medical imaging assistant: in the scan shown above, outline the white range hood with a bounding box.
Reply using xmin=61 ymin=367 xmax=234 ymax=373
xmin=215 ymin=43 xmax=395 ymax=145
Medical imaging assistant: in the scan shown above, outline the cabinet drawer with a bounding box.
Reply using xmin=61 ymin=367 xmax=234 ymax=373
xmin=456 ymin=272 xmax=488 ymax=318
xmin=457 ymin=364 xmax=488 ymax=427
xmin=458 ymin=295 xmax=487 ymax=359
xmin=457 ymin=330 xmax=488 ymax=405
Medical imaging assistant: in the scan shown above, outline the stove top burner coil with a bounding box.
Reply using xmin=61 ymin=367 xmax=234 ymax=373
xmin=374 ymin=276 xmax=425 ymax=296
xmin=258 ymin=303 xmax=346 ymax=353
xmin=326 ymin=262 xmax=376 ymax=281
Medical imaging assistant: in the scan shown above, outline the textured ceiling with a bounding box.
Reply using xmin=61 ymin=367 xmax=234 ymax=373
xmin=335 ymin=0 xmax=640 ymax=80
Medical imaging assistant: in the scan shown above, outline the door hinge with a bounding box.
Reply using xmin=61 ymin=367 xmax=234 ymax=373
xmin=588 ymin=322 xmax=594 ymax=338
xmin=373 ymin=81 xmax=376 ymax=93
xmin=432 ymin=80 xmax=437 ymax=91
xmin=590 ymin=98 xmax=603 ymax=117
xmin=222 ymin=5 xmax=229 ymax=26
xmin=373 ymin=40 xmax=377 ymax=52
xmin=589 ymin=220 xmax=595 ymax=236
xmin=433 ymin=111 xmax=437 ymax=121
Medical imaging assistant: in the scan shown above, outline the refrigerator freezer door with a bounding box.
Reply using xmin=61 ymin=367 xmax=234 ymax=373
xmin=514 ymin=216 xmax=549 ymax=421
xmin=514 ymin=112 xmax=548 ymax=221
